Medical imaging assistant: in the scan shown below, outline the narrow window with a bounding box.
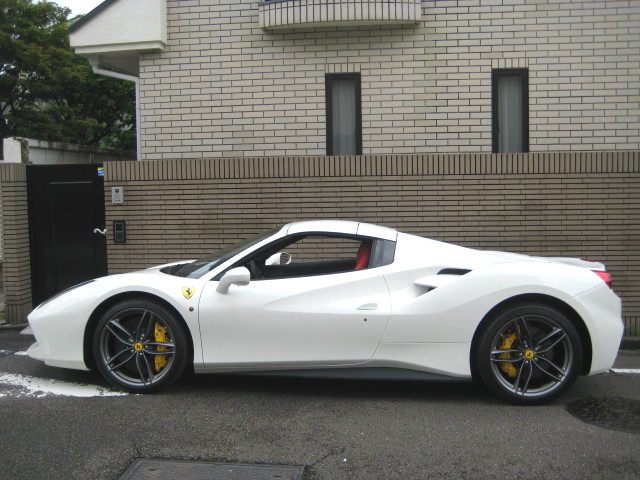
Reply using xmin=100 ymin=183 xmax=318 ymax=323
xmin=492 ymin=69 xmax=529 ymax=153
xmin=326 ymin=73 xmax=362 ymax=155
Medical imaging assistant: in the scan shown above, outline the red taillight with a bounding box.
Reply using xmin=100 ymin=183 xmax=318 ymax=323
xmin=592 ymin=270 xmax=612 ymax=289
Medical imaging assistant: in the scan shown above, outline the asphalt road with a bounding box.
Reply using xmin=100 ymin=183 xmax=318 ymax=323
xmin=1 ymin=329 xmax=638 ymax=480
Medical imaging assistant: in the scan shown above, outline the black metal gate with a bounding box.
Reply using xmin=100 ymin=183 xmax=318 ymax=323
xmin=27 ymin=165 xmax=108 ymax=305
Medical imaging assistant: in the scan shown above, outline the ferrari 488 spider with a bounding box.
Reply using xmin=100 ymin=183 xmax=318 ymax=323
xmin=26 ymin=220 xmax=623 ymax=404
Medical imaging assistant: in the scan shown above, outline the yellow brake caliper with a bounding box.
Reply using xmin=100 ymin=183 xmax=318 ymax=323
xmin=499 ymin=333 xmax=517 ymax=377
xmin=154 ymin=322 xmax=169 ymax=372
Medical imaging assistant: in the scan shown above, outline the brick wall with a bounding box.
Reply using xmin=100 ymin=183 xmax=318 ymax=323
xmin=0 ymin=164 xmax=32 ymax=324
xmin=138 ymin=0 xmax=640 ymax=159
xmin=104 ymin=151 xmax=640 ymax=330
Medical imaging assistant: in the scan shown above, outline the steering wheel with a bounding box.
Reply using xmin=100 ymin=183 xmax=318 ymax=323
xmin=247 ymin=260 xmax=266 ymax=279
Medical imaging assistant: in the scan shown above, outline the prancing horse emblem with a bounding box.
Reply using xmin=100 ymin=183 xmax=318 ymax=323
xmin=182 ymin=287 xmax=195 ymax=300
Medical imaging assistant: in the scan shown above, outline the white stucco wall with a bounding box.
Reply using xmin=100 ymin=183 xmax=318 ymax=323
xmin=2 ymin=138 xmax=27 ymax=163
xmin=70 ymin=0 xmax=167 ymax=54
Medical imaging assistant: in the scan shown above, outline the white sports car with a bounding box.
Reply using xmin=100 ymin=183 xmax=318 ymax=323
xmin=26 ymin=220 xmax=623 ymax=404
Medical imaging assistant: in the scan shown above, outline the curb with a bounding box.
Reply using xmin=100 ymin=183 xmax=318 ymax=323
xmin=620 ymin=337 xmax=640 ymax=350
xmin=0 ymin=322 xmax=28 ymax=331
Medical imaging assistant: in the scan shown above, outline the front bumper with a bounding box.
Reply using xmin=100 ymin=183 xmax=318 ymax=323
xmin=27 ymin=341 xmax=45 ymax=362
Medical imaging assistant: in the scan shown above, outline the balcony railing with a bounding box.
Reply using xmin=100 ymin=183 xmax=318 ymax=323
xmin=259 ymin=0 xmax=422 ymax=30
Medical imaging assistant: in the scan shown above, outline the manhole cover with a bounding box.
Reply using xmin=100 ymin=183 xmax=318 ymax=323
xmin=567 ymin=398 xmax=640 ymax=434
xmin=119 ymin=459 xmax=305 ymax=480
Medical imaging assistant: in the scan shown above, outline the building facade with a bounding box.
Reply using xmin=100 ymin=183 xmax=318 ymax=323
xmin=69 ymin=0 xmax=639 ymax=159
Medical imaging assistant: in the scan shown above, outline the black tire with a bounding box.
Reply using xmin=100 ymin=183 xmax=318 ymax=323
xmin=473 ymin=303 xmax=583 ymax=405
xmin=92 ymin=298 xmax=189 ymax=393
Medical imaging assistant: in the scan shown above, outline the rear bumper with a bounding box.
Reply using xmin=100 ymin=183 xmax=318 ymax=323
xmin=572 ymin=284 xmax=623 ymax=375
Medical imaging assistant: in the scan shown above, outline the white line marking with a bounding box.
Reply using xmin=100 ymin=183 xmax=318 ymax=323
xmin=14 ymin=351 xmax=28 ymax=356
xmin=0 ymin=372 xmax=128 ymax=398
xmin=610 ymin=368 xmax=640 ymax=375
xmin=0 ymin=350 xmax=12 ymax=355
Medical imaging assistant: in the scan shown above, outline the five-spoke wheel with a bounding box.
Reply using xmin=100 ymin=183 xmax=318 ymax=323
xmin=93 ymin=299 xmax=189 ymax=392
xmin=474 ymin=303 xmax=582 ymax=405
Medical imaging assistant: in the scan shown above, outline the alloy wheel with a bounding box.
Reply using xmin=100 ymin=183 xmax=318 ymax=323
xmin=97 ymin=307 xmax=177 ymax=388
xmin=489 ymin=314 xmax=574 ymax=398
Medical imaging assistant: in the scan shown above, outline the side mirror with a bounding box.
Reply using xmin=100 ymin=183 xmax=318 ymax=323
xmin=216 ymin=267 xmax=250 ymax=294
xmin=265 ymin=252 xmax=292 ymax=266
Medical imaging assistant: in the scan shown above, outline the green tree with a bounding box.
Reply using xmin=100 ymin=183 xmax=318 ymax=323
xmin=0 ymin=0 xmax=135 ymax=151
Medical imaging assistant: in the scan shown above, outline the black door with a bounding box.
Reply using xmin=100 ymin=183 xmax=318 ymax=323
xmin=28 ymin=165 xmax=107 ymax=305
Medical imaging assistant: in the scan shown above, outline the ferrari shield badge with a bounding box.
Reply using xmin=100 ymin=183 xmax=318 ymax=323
xmin=182 ymin=287 xmax=195 ymax=300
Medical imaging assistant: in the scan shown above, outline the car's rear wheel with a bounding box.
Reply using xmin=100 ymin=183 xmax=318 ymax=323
xmin=92 ymin=299 xmax=189 ymax=392
xmin=474 ymin=303 xmax=583 ymax=405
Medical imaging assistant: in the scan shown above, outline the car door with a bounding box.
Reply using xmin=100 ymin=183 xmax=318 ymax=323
xmin=197 ymin=267 xmax=391 ymax=368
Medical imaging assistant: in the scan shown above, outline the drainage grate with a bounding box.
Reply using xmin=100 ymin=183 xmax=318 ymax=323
xmin=567 ymin=398 xmax=640 ymax=434
xmin=119 ymin=459 xmax=305 ymax=480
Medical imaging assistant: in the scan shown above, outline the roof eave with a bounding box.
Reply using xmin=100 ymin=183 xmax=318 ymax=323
xmin=68 ymin=0 xmax=120 ymax=33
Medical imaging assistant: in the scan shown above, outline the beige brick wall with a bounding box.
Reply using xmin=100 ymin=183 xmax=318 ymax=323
xmin=1 ymin=152 xmax=638 ymax=330
xmin=138 ymin=0 xmax=640 ymax=159
xmin=104 ymin=151 xmax=640 ymax=330
xmin=0 ymin=164 xmax=33 ymax=324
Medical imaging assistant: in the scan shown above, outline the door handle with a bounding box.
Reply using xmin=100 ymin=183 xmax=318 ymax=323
xmin=93 ymin=228 xmax=107 ymax=236
xmin=357 ymin=303 xmax=378 ymax=311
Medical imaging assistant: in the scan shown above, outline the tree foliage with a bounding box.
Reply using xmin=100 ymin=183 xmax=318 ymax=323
xmin=0 ymin=0 xmax=135 ymax=150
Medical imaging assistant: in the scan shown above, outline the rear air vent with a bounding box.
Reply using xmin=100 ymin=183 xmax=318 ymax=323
xmin=437 ymin=268 xmax=471 ymax=276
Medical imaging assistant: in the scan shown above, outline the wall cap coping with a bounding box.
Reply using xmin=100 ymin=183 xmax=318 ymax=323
xmin=105 ymin=152 xmax=640 ymax=182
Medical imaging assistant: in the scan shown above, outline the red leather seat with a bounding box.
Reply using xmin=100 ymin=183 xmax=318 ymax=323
xmin=354 ymin=242 xmax=371 ymax=270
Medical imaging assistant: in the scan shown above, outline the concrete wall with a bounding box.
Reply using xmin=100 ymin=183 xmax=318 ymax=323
xmin=2 ymin=137 xmax=135 ymax=166
xmin=137 ymin=0 xmax=640 ymax=159
xmin=103 ymin=151 xmax=640 ymax=332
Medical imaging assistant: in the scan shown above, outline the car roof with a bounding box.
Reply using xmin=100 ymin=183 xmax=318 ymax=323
xmin=285 ymin=220 xmax=397 ymax=241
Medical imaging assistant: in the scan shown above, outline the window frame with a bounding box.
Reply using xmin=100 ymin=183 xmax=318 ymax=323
xmin=325 ymin=73 xmax=363 ymax=155
xmin=492 ymin=68 xmax=529 ymax=153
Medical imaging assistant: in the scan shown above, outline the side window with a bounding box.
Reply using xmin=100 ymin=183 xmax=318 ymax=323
xmin=284 ymin=235 xmax=361 ymax=264
xmin=230 ymin=234 xmax=396 ymax=281
xmin=264 ymin=235 xmax=367 ymax=279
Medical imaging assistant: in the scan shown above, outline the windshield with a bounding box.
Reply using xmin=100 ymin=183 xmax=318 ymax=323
xmin=170 ymin=226 xmax=283 ymax=278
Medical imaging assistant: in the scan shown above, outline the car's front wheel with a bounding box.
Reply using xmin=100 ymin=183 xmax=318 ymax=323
xmin=92 ymin=298 xmax=189 ymax=392
xmin=474 ymin=303 xmax=583 ymax=405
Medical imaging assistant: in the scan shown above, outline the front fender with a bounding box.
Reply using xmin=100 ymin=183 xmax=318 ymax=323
xmin=28 ymin=272 xmax=205 ymax=371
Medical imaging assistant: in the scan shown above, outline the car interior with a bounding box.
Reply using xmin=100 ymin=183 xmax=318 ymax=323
xmin=242 ymin=234 xmax=373 ymax=280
